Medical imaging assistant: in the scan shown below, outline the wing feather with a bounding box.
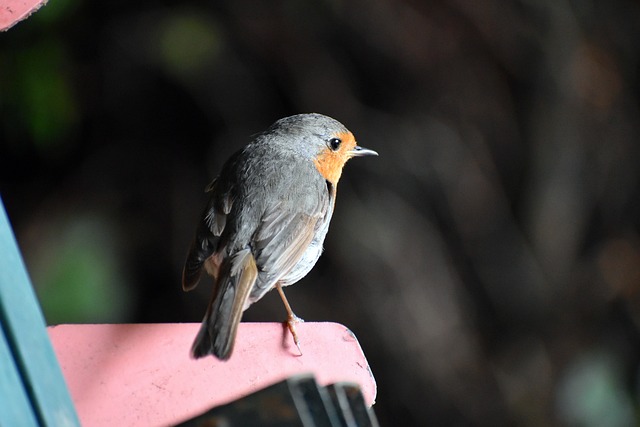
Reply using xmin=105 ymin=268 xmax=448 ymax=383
xmin=249 ymin=191 xmax=329 ymax=301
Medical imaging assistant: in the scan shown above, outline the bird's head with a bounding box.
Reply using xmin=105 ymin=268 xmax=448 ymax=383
xmin=269 ymin=113 xmax=378 ymax=184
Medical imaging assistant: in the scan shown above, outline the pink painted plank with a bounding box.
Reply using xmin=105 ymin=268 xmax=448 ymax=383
xmin=0 ymin=0 xmax=48 ymax=31
xmin=48 ymin=322 xmax=376 ymax=427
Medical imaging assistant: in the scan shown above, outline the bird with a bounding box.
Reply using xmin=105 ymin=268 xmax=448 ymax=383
xmin=182 ymin=113 xmax=378 ymax=360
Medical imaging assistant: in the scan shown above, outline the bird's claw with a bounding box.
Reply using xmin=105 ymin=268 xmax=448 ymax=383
xmin=287 ymin=313 xmax=304 ymax=356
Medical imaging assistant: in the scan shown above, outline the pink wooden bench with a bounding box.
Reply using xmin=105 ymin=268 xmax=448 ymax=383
xmin=49 ymin=322 xmax=377 ymax=426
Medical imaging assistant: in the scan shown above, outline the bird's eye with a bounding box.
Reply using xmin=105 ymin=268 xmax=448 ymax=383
xmin=329 ymin=137 xmax=342 ymax=151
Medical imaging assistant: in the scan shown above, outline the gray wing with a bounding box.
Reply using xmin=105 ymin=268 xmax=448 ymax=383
xmin=182 ymin=177 xmax=234 ymax=291
xmin=248 ymin=181 xmax=330 ymax=302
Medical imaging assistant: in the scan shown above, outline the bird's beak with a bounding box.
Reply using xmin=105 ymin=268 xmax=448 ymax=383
xmin=349 ymin=145 xmax=378 ymax=157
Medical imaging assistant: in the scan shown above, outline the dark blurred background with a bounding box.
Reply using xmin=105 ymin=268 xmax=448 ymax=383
xmin=2 ymin=0 xmax=640 ymax=425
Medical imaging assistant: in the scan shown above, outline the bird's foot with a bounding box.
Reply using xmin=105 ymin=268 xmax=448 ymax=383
xmin=286 ymin=313 xmax=304 ymax=356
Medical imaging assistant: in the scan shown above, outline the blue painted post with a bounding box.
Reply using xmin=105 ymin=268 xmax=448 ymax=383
xmin=0 ymin=198 xmax=80 ymax=426
xmin=0 ymin=322 xmax=39 ymax=426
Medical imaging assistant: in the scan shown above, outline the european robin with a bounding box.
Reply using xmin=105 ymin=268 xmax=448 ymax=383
xmin=182 ymin=113 xmax=378 ymax=360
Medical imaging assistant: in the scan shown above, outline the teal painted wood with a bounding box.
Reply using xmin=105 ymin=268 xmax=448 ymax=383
xmin=0 ymin=320 xmax=39 ymax=426
xmin=0 ymin=198 xmax=80 ymax=427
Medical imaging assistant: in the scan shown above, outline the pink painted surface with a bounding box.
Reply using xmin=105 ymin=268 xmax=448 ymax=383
xmin=48 ymin=322 xmax=376 ymax=427
xmin=0 ymin=0 xmax=47 ymax=31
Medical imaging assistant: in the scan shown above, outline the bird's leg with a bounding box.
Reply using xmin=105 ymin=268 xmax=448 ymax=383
xmin=276 ymin=283 xmax=304 ymax=355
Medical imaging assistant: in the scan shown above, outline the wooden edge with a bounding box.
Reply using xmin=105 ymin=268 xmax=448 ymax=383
xmin=0 ymin=0 xmax=48 ymax=31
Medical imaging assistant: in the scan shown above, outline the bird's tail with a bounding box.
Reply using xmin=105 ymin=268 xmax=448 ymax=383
xmin=191 ymin=248 xmax=258 ymax=360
